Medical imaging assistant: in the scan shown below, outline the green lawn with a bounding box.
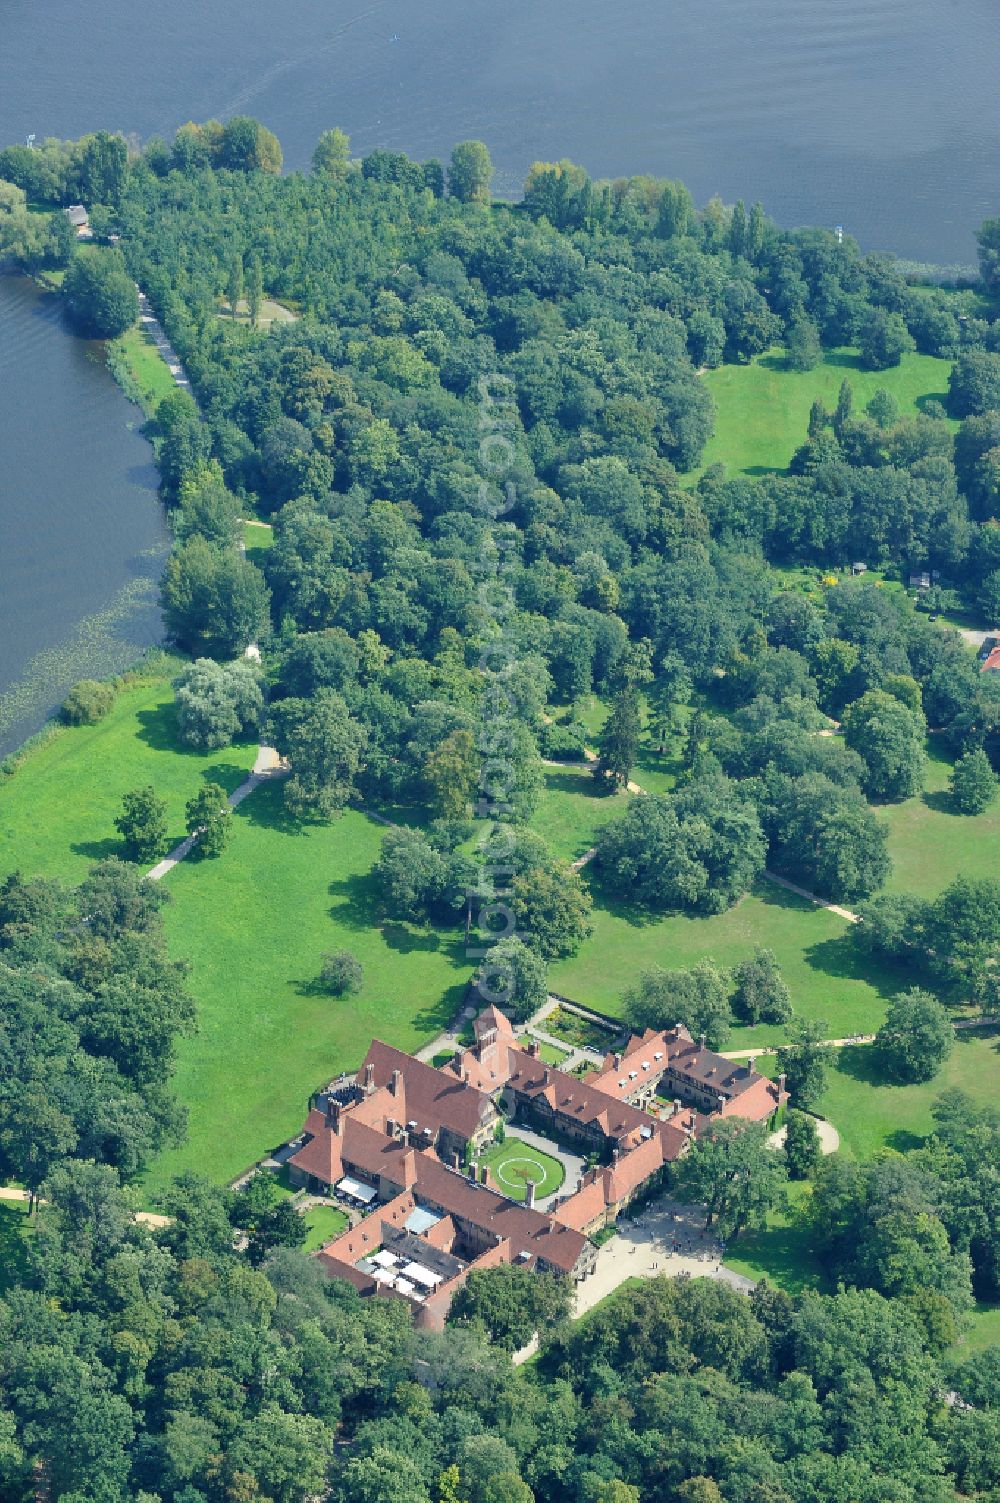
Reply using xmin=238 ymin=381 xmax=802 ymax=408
xmin=953 ymin=1302 xmax=1000 ymax=1359
xmin=723 ymin=1179 xmax=821 ymax=1294
xmin=108 ymin=322 xmax=180 ymax=416
xmin=526 ymin=1036 xmax=571 ymax=1067
xmin=243 ymin=522 xmax=273 ymax=566
xmin=144 ymin=788 xmax=470 ymax=1199
xmin=882 ymin=739 xmax=1000 ymax=900
xmin=551 ymin=878 xmax=909 ymax=1048
xmin=814 ymin=1028 xmax=1000 ymax=1158
xmin=0 ymin=665 xmax=258 ymax=885
xmin=301 ymin=1203 xmax=349 ymax=1252
xmin=699 ymin=346 xmax=955 ymax=477
xmin=478 ymin=1135 xmax=565 ymax=1202
xmin=532 ymin=765 xmax=623 ymax=862
xmin=0 ymin=1202 xmax=32 ymax=1294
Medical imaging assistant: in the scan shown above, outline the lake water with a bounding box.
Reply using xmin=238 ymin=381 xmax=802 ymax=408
xmin=2 ymin=0 xmax=998 ymax=265
xmin=0 ymin=277 xmax=167 ymax=757
xmin=1 ymin=0 xmax=999 ymax=751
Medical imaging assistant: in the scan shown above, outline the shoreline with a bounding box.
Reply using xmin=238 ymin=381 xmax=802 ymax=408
xmin=0 ymin=268 xmax=178 ymax=762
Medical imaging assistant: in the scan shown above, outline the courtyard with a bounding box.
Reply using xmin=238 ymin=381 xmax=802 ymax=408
xmin=476 ymin=1133 xmax=569 ymax=1205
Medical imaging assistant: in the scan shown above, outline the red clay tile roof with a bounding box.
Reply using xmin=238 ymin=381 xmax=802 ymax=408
xmin=474 ymin=1005 xmax=515 ymax=1039
xmin=504 ymin=1048 xmax=669 ymax=1144
xmin=982 ymin=645 xmax=1000 ymax=673
xmin=289 ymin=1104 xmax=590 ymax=1274
xmin=586 ymin=1026 xmax=784 ymax=1118
xmin=552 ymin=1177 xmax=607 ymax=1232
xmin=360 ymin=1040 xmax=495 ymax=1141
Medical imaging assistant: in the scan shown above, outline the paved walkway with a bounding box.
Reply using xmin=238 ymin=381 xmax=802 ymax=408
xmin=767 ymin=1117 xmax=840 ymax=1154
xmin=577 ymin=1197 xmax=754 ymax=1316
xmin=136 ymin=288 xmax=190 ymax=390
xmin=146 ymin=744 xmax=287 ymax=881
xmin=762 ymin=869 xmax=860 ymax=923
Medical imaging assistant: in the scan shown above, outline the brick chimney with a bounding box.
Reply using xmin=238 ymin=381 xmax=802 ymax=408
xmin=525 ymin=1178 xmax=536 ymax=1209
xmin=325 ymin=1097 xmax=342 ymax=1135
xmin=362 ymin=1062 xmax=375 ymax=1094
xmin=746 ymin=1054 xmax=757 ymax=1076
xmin=390 ymin=1068 xmax=402 ymax=1097
xmin=526 ymin=1039 xmax=540 ymax=1058
xmin=386 ymin=1117 xmax=397 ymax=1138
xmin=452 ymin=1049 xmax=464 ymax=1073
xmin=699 ymin=1034 xmax=706 ymax=1050
xmin=778 ymin=1072 xmax=787 ymax=1095
xmin=614 ymin=1052 xmax=622 ymax=1069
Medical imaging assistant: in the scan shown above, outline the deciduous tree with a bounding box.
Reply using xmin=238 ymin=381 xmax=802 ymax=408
xmin=674 ymin=1117 xmax=786 ymax=1240
xmin=185 ymin=782 xmax=231 ymax=858
xmin=114 ymin=785 xmax=168 ymax=864
xmin=876 ymin=987 xmax=953 ymax=1083
xmin=777 ymin=1018 xmax=833 ymax=1110
xmin=268 ymin=690 xmax=366 ymax=819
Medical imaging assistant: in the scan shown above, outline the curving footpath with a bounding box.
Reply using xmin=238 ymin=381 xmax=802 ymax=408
xmin=145 ymin=744 xmax=287 ymax=882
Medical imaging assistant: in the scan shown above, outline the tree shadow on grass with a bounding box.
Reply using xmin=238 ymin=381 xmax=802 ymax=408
xmin=922 ymin=789 xmax=956 ymax=815
xmin=237 ymin=779 xmax=302 ymax=835
xmin=886 ymin=1128 xmax=927 ymax=1152
xmin=327 ymin=868 xmax=382 ymax=932
xmin=915 ymin=391 xmax=951 ymax=416
xmin=545 ymin=766 xmax=608 ymax=798
xmin=135 ymin=702 xmax=187 ymax=754
xmin=380 ymin=922 xmax=442 ymax=955
xmin=70 ymin=836 xmax=122 ymax=864
xmin=825 ymin=349 xmax=865 ymax=372
xmin=325 ymin=869 xmax=451 ymax=960
xmin=803 ymin=932 xmax=908 ymax=1001
xmin=411 ymin=978 xmax=472 ymax=1037
xmin=832 ymin=1043 xmax=884 ymax=1086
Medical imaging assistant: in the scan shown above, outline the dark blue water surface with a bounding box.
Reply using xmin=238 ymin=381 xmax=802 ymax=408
xmin=2 ymin=0 xmax=998 ymax=263
xmin=0 ymin=277 xmax=167 ymax=757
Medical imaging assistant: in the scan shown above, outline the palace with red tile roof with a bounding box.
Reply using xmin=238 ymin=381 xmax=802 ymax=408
xmin=288 ymin=1005 xmax=785 ymax=1326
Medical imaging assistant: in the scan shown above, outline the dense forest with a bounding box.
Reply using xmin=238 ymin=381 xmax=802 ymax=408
xmin=1 ymin=119 xmax=1000 ymax=1503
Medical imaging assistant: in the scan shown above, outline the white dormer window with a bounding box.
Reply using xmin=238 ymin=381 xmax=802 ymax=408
xmin=642 ymin=1061 xmax=650 ymax=1071
xmin=653 ymin=1051 xmax=663 ymax=1061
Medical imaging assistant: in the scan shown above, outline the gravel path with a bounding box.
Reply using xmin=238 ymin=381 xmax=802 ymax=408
xmin=145 ymin=744 xmax=287 ymax=882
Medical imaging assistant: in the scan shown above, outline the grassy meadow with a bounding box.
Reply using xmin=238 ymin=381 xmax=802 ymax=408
xmin=0 ymin=1202 xmax=32 ymax=1294
xmin=882 ymin=738 xmax=1000 ymax=899
xmin=0 ymin=663 xmax=257 ymax=885
xmin=814 ymin=1028 xmax=1000 ymax=1159
xmin=108 ymin=322 xmax=181 ymax=415
xmin=532 ymin=763 xmax=624 ymax=862
xmin=549 ymin=876 xmax=908 ymax=1047
xmin=144 ymin=788 xmax=470 ymax=1198
xmin=699 ymin=346 xmax=955 ymax=476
